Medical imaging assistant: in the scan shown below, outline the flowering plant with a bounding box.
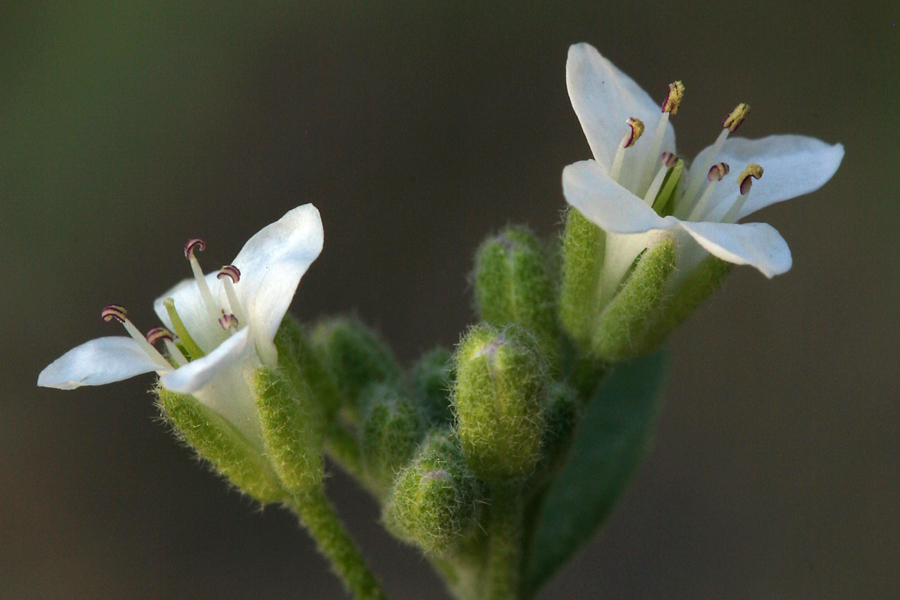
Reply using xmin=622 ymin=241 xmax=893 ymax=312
xmin=38 ymin=44 xmax=842 ymax=600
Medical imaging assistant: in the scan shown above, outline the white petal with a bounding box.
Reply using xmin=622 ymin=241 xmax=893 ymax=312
xmin=38 ymin=337 xmax=161 ymax=389
xmin=231 ymin=204 xmax=324 ymax=347
xmin=159 ymin=327 xmax=253 ymax=394
xmin=566 ymin=43 xmax=676 ymax=170
xmin=152 ymin=273 xmax=224 ymax=353
xmin=701 ymin=135 xmax=844 ymax=219
xmin=676 ymin=220 xmax=792 ymax=278
xmin=563 ymin=160 xmax=672 ymax=233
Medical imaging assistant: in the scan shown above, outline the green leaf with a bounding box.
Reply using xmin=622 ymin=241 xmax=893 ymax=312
xmin=523 ymin=351 xmax=667 ymax=596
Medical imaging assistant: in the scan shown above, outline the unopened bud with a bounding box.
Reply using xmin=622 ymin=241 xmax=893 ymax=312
xmin=384 ymin=431 xmax=482 ymax=555
xmin=310 ymin=317 xmax=401 ymax=419
xmin=453 ymin=324 xmax=547 ymax=481
xmin=360 ymin=384 xmax=425 ymax=490
xmin=474 ymin=227 xmax=559 ymax=358
xmin=409 ymin=347 xmax=456 ymax=427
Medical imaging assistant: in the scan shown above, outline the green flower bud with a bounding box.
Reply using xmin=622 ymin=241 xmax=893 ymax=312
xmin=155 ymin=387 xmax=285 ymax=503
xmin=473 ymin=227 xmax=559 ymax=356
xmin=254 ymin=367 xmax=323 ymax=496
xmin=360 ymin=384 xmax=425 ymax=490
xmin=384 ymin=431 xmax=482 ymax=556
xmin=274 ymin=314 xmax=342 ymax=418
xmin=589 ymin=238 xmax=676 ymax=362
xmin=409 ymin=347 xmax=455 ymax=427
xmin=559 ymin=208 xmax=604 ymax=347
xmin=310 ymin=317 xmax=401 ymax=419
xmin=453 ymin=324 xmax=547 ymax=481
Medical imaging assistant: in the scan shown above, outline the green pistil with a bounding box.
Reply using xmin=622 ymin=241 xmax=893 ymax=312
xmin=652 ymin=158 xmax=684 ymax=216
xmin=163 ymin=298 xmax=206 ymax=359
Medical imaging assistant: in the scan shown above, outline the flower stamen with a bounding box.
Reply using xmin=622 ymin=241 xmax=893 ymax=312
xmin=682 ymin=103 xmax=751 ymax=207
xmin=219 ymin=313 xmax=239 ymax=331
xmin=639 ymin=81 xmax=684 ymax=195
xmin=217 ymin=265 xmax=247 ymax=327
xmin=643 ymin=152 xmax=679 ymax=205
xmin=651 ymin=158 xmax=684 ymax=215
xmin=687 ymin=162 xmax=731 ymax=221
xmin=184 ymin=238 xmax=222 ymax=325
xmin=102 ymin=304 xmax=172 ymax=369
xmin=162 ymin=297 xmax=206 ymax=359
xmin=721 ymin=164 xmax=764 ymax=223
xmin=146 ymin=327 xmax=188 ymax=367
xmin=610 ymin=117 xmax=644 ymax=183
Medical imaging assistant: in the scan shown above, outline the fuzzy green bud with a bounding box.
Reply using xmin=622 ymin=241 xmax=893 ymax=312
xmin=384 ymin=431 xmax=482 ymax=556
xmin=453 ymin=324 xmax=547 ymax=481
xmin=559 ymin=208 xmax=604 ymax=346
xmin=409 ymin=347 xmax=455 ymax=427
xmin=156 ymin=387 xmax=285 ymax=503
xmin=254 ymin=367 xmax=323 ymax=496
xmin=473 ymin=227 xmax=559 ymax=356
xmin=360 ymin=384 xmax=425 ymax=490
xmin=310 ymin=317 xmax=401 ymax=418
xmin=590 ymin=238 xmax=676 ymax=362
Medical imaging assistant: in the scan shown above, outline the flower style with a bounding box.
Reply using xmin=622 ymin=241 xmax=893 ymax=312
xmin=38 ymin=204 xmax=324 ymax=447
xmin=562 ymin=43 xmax=843 ymax=295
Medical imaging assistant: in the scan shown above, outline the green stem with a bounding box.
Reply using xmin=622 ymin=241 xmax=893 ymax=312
xmin=287 ymin=490 xmax=390 ymax=600
xmin=486 ymin=482 xmax=524 ymax=600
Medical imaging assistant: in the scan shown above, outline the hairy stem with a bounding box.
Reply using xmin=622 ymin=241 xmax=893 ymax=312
xmin=486 ymin=482 xmax=525 ymax=600
xmin=287 ymin=490 xmax=390 ymax=600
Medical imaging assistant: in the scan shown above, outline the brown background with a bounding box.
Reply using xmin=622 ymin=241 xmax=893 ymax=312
xmin=2 ymin=1 xmax=898 ymax=598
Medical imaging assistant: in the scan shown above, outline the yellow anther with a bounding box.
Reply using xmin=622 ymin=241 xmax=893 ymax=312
xmin=623 ymin=117 xmax=645 ymax=148
xmin=662 ymin=81 xmax=685 ymax=114
xmin=722 ymin=103 xmax=750 ymax=132
xmin=738 ymin=163 xmax=764 ymax=194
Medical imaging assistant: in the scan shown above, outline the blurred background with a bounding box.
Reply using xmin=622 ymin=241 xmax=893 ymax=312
xmin=2 ymin=1 xmax=897 ymax=598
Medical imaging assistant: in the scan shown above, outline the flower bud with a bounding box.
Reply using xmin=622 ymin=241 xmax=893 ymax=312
xmin=310 ymin=317 xmax=401 ymax=419
xmin=155 ymin=387 xmax=285 ymax=503
xmin=453 ymin=324 xmax=547 ymax=481
xmin=360 ymin=384 xmax=425 ymax=491
xmin=254 ymin=367 xmax=324 ymax=496
xmin=409 ymin=347 xmax=455 ymax=427
xmin=473 ymin=227 xmax=559 ymax=357
xmin=384 ymin=431 xmax=482 ymax=556
xmin=589 ymin=237 xmax=676 ymax=362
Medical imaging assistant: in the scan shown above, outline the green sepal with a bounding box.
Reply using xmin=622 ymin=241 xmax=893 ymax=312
xmin=310 ymin=316 xmax=402 ymax=419
xmin=409 ymin=347 xmax=455 ymax=427
xmin=360 ymin=384 xmax=425 ymax=491
xmin=254 ymin=366 xmax=323 ymax=496
xmin=275 ymin=314 xmax=342 ymax=418
xmin=384 ymin=431 xmax=482 ymax=556
xmin=642 ymin=255 xmax=732 ymax=350
xmin=155 ymin=386 xmax=285 ymax=503
xmin=589 ymin=238 xmax=676 ymax=362
xmin=473 ymin=227 xmax=559 ymax=357
xmin=559 ymin=208 xmax=604 ymax=346
xmin=453 ymin=323 xmax=547 ymax=482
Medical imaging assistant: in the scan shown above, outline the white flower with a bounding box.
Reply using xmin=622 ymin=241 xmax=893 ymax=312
xmin=38 ymin=204 xmax=324 ymax=447
xmin=562 ymin=43 xmax=843 ymax=297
